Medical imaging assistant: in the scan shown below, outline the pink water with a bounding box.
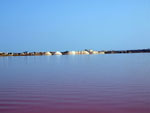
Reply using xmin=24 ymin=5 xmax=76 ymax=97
xmin=0 ymin=54 xmax=150 ymax=113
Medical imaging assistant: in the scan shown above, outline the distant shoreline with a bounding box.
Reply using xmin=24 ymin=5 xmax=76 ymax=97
xmin=0 ymin=49 xmax=150 ymax=57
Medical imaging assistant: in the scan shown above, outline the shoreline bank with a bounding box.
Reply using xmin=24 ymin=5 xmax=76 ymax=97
xmin=0 ymin=49 xmax=150 ymax=57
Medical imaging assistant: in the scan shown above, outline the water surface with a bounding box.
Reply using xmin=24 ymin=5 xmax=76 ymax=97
xmin=0 ymin=54 xmax=150 ymax=113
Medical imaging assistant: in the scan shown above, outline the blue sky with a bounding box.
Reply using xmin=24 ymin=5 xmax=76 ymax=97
xmin=0 ymin=0 xmax=150 ymax=52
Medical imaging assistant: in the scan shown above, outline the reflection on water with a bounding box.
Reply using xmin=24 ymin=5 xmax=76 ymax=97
xmin=0 ymin=54 xmax=150 ymax=113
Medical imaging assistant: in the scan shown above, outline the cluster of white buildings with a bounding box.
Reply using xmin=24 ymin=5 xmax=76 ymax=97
xmin=0 ymin=50 xmax=105 ymax=56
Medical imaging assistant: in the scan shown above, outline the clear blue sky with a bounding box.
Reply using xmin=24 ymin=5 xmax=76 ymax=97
xmin=0 ymin=0 xmax=150 ymax=52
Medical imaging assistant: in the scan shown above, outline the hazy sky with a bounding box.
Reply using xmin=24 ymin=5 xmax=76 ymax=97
xmin=0 ymin=0 xmax=150 ymax=52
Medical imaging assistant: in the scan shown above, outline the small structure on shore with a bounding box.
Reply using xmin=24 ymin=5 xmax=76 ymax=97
xmin=20 ymin=53 xmax=25 ymax=56
xmin=85 ymin=49 xmax=99 ymax=54
xmin=90 ymin=51 xmax=98 ymax=54
xmin=66 ymin=51 xmax=76 ymax=55
xmin=98 ymin=51 xmax=105 ymax=54
xmin=79 ymin=51 xmax=89 ymax=54
xmin=53 ymin=51 xmax=62 ymax=55
xmin=44 ymin=52 xmax=52 ymax=55
xmin=8 ymin=53 xmax=13 ymax=56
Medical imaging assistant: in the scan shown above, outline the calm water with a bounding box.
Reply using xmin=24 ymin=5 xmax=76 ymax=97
xmin=0 ymin=54 xmax=150 ymax=113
